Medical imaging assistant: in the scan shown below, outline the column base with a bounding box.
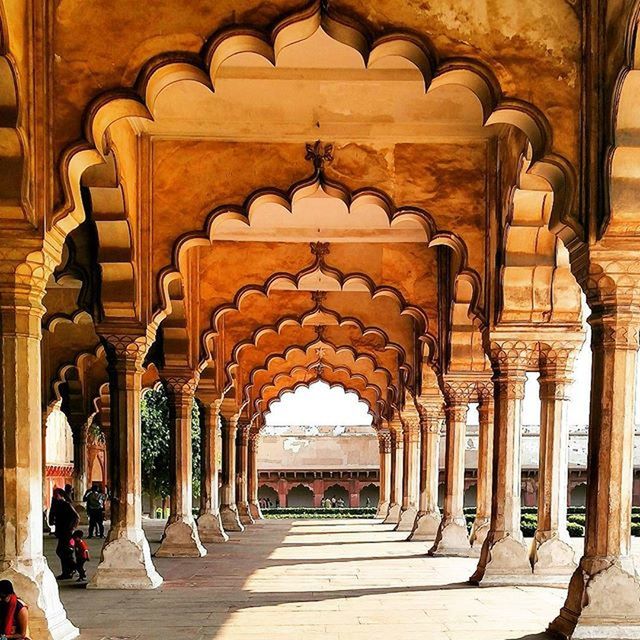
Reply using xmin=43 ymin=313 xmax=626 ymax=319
xmin=531 ymin=535 xmax=576 ymax=582
xmin=548 ymin=557 xmax=640 ymax=640
xmin=220 ymin=504 xmax=245 ymax=532
xmin=469 ymin=516 xmax=490 ymax=549
xmin=155 ymin=517 xmax=207 ymax=557
xmin=237 ymin=501 xmax=255 ymax=526
xmin=249 ymin=501 xmax=264 ymax=520
xmin=428 ymin=519 xmax=472 ymax=557
xmin=395 ymin=506 xmax=418 ymax=532
xmin=0 ymin=556 xmax=79 ymax=640
xmin=383 ymin=502 xmax=401 ymax=524
xmin=408 ymin=510 xmax=441 ymax=541
xmin=197 ymin=511 xmax=229 ymax=542
xmin=87 ymin=527 xmax=163 ymax=589
xmin=376 ymin=501 xmax=389 ymax=518
xmin=469 ymin=534 xmax=532 ymax=585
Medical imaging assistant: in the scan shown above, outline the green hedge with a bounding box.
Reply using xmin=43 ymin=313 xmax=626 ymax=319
xmin=262 ymin=507 xmax=376 ymax=519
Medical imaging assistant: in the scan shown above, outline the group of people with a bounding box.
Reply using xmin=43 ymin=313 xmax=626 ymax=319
xmin=258 ymin=497 xmax=276 ymax=509
xmin=322 ymin=496 xmax=346 ymax=508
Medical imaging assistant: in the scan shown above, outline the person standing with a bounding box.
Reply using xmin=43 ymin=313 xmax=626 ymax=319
xmin=49 ymin=488 xmax=79 ymax=579
xmin=72 ymin=530 xmax=90 ymax=582
xmin=0 ymin=580 xmax=29 ymax=639
xmin=83 ymin=484 xmax=105 ymax=538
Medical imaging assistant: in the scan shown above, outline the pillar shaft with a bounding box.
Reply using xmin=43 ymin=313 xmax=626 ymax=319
xmin=471 ymin=388 xmax=493 ymax=548
xmin=397 ymin=412 xmax=420 ymax=531
xmin=236 ymin=425 xmax=254 ymax=525
xmin=156 ymin=377 xmax=206 ymax=557
xmin=471 ymin=343 xmax=532 ymax=584
xmin=219 ymin=412 xmax=244 ymax=531
xmin=376 ymin=430 xmax=392 ymax=517
xmin=531 ymin=351 xmax=578 ymax=577
xmin=429 ymin=391 xmax=470 ymax=556
xmin=197 ymin=400 xmax=228 ymax=542
xmin=383 ymin=426 xmax=403 ymax=524
xmin=0 ymin=278 xmax=79 ymax=639
xmin=550 ymin=304 xmax=640 ymax=638
xmin=71 ymin=422 xmax=88 ymax=500
xmin=248 ymin=434 xmax=263 ymax=520
xmin=409 ymin=402 xmax=442 ymax=541
xmin=89 ymin=332 xmax=162 ymax=589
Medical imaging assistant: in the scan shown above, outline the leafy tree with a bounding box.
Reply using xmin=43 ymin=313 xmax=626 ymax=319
xmin=140 ymin=387 xmax=170 ymax=503
xmin=140 ymin=386 xmax=202 ymax=508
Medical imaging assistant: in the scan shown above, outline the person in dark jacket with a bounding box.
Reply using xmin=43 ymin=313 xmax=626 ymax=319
xmin=49 ymin=488 xmax=79 ymax=579
xmin=83 ymin=484 xmax=106 ymax=538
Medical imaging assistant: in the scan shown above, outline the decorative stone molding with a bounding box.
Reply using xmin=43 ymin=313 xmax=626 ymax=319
xmin=378 ymin=429 xmax=392 ymax=453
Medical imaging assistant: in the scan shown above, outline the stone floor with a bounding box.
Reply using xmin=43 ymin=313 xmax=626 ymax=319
xmin=43 ymin=519 xmax=638 ymax=640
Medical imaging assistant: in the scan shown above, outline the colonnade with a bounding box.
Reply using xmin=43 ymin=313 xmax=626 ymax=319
xmin=1 ymin=273 xmax=640 ymax=639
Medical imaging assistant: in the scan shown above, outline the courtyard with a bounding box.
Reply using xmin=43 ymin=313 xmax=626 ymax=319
xmin=45 ymin=519 xmax=626 ymax=640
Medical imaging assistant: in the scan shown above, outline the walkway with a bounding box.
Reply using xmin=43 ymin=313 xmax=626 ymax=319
xmin=47 ymin=519 xmax=571 ymax=640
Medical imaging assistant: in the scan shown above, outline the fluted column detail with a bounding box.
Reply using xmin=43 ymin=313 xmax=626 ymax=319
xmin=197 ymin=397 xmax=228 ymax=542
xmin=471 ymin=340 xmax=533 ymax=584
xmin=89 ymin=331 xmax=162 ymax=589
xmin=409 ymin=401 xmax=443 ymax=541
xmin=470 ymin=382 xmax=493 ymax=549
xmin=219 ymin=404 xmax=244 ymax=532
xmin=550 ymin=270 xmax=640 ymax=638
xmin=156 ymin=374 xmax=206 ymax=557
xmin=383 ymin=420 xmax=403 ymax=524
xmin=236 ymin=422 xmax=254 ymax=526
xmin=376 ymin=430 xmax=392 ymax=518
xmin=531 ymin=344 xmax=581 ymax=578
xmin=396 ymin=408 xmax=421 ymax=531
xmin=0 ymin=265 xmax=79 ymax=638
xmin=429 ymin=382 xmax=471 ymax=556
xmin=248 ymin=432 xmax=263 ymax=520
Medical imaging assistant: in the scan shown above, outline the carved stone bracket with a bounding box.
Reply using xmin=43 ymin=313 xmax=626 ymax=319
xmin=378 ymin=429 xmax=392 ymax=453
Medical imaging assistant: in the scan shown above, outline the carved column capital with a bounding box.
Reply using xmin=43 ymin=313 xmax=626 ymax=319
xmin=416 ymin=401 xmax=444 ymax=434
xmin=378 ymin=429 xmax=392 ymax=453
xmin=164 ymin=374 xmax=198 ymax=397
xmin=401 ymin=409 xmax=421 ymax=442
xmin=100 ymin=331 xmax=148 ymax=371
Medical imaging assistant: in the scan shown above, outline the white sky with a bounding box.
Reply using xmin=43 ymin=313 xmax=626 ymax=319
xmin=265 ymin=310 xmax=640 ymax=428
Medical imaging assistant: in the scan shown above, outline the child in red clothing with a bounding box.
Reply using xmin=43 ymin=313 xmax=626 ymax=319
xmin=72 ymin=530 xmax=90 ymax=582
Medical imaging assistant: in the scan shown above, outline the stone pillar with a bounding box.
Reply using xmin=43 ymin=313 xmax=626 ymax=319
xmin=531 ymin=346 xmax=579 ymax=579
xmin=549 ymin=296 xmax=640 ymax=638
xmin=470 ymin=384 xmax=493 ymax=549
xmin=471 ymin=341 xmax=532 ymax=585
xmin=89 ymin=332 xmax=162 ymax=589
xmin=376 ymin=430 xmax=392 ymax=517
xmin=383 ymin=423 xmax=403 ymax=524
xmin=409 ymin=402 xmax=442 ymax=541
xmin=219 ymin=407 xmax=244 ymax=531
xmin=396 ymin=409 xmax=420 ymax=531
xmin=197 ymin=399 xmax=228 ymax=542
xmin=248 ymin=433 xmax=263 ymax=520
xmin=70 ymin=420 xmax=89 ymax=524
xmin=236 ymin=423 xmax=255 ymax=525
xmin=156 ymin=375 xmax=206 ymax=557
xmin=0 ymin=270 xmax=79 ymax=638
xmin=429 ymin=386 xmax=470 ymax=556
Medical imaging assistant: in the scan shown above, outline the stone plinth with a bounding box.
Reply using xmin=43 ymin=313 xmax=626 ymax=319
xmin=470 ymin=535 xmax=532 ymax=585
xmin=408 ymin=510 xmax=441 ymax=541
xmin=383 ymin=503 xmax=401 ymax=524
xmin=237 ymin=501 xmax=255 ymax=526
xmin=197 ymin=512 xmax=229 ymax=542
xmin=220 ymin=504 xmax=244 ymax=532
xmin=429 ymin=520 xmax=471 ymax=557
xmin=396 ymin=506 xmax=418 ymax=532
xmin=155 ymin=517 xmax=207 ymax=557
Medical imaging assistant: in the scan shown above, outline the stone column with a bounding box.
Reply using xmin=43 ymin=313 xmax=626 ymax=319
xmin=376 ymin=430 xmax=392 ymax=517
xmin=396 ymin=409 xmax=421 ymax=531
xmin=549 ymin=294 xmax=640 ymax=638
xmin=0 ymin=270 xmax=79 ymax=639
xmin=156 ymin=376 xmax=206 ymax=557
xmin=197 ymin=399 xmax=228 ymax=542
xmin=248 ymin=433 xmax=264 ymax=520
xmin=236 ymin=423 xmax=254 ymax=525
xmin=531 ymin=346 xmax=579 ymax=579
xmin=429 ymin=386 xmax=470 ymax=556
xmin=383 ymin=422 xmax=403 ymax=524
xmin=69 ymin=419 xmax=89 ymax=524
xmin=89 ymin=332 xmax=162 ymax=589
xmin=219 ymin=407 xmax=244 ymax=531
xmin=471 ymin=341 xmax=532 ymax=584
xmin=470 ymin=384 xmax=493 ymax=549
xmin=409 ymin=402 xmax=442 ymax=540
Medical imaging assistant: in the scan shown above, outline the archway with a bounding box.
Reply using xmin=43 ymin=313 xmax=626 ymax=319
xmin=287 ymin=484 xmax=314 ymax=508
xmin=258 ymin=485 xmax=278 ymax=508
xmin=359 ymin=484 xmax=379 ymax=508
xmin=324 ymin=483 xmax=350 ymax=507
xmin=570 ymin=483 xmax=587 ymax=507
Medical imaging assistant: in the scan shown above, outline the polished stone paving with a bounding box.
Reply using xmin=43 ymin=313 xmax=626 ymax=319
xmin=43 ymin=519 xmax=639 ymax=640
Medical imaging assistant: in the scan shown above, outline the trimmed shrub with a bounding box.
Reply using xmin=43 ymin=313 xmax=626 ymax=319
xmin=567 ymin=522 xmax=585 ymax=537
xmin=631 ymin=523 xmax=640 ymax=537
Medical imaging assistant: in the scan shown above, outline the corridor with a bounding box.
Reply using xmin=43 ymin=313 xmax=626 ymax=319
xmin=49 ymin=519 xmax=571 ymax=640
